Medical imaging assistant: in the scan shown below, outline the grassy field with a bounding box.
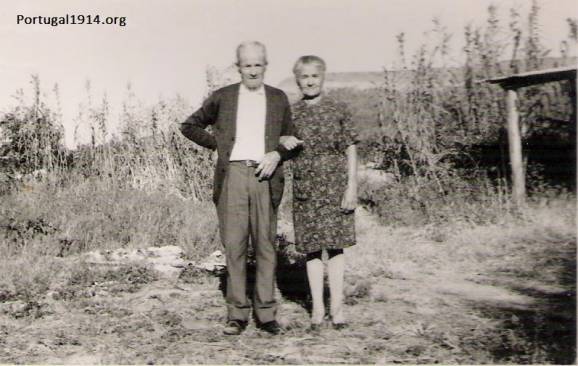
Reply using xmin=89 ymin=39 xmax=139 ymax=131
xmin=0 ymin=174 xmax=575 ymax=364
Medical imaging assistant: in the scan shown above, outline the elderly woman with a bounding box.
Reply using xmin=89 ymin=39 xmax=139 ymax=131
xmin=282 ymin=55 xmax=358 ymax=330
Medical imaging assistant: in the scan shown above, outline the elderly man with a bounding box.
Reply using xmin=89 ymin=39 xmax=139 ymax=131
xmin=179 ymin=41 xmax=299 ymax=335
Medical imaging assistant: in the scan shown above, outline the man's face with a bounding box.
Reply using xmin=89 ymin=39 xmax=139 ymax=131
xmin=296 ymin=63 xmax=324 ymax=98
xmin=237 ymin=48 xmax=267 ymax=90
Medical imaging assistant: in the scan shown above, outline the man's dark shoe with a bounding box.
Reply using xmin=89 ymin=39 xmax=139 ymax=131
xmin=223 ymin=320 xmax=247 ymax=335
xmin=308 ymin=322 xmax=323 ymax=333
xmin=332 ymin=322 xmax=348 ymax=330
xmin=258 ymin=320 xmax=282 ymax=335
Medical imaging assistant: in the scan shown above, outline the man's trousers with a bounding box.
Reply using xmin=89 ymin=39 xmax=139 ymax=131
xmin=216 ymin=161 xmax=278 ymax=323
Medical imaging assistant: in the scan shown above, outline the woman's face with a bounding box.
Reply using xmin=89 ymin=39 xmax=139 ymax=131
xmin=296 ymin=63 xmax=325 ymax=98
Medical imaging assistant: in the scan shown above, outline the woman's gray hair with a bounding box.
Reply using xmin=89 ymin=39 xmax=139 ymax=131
xmin=292 ymin=55 xmax=326 ymax=76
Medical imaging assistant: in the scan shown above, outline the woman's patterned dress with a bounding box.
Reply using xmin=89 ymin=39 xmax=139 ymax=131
xmin=291 ymin=96 xmax=359 ymax=254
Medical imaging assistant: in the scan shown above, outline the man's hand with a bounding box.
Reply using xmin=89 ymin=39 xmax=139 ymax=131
xmin=279 ymin=136 xmax=304 ymax=150
xmin=341 ymin=186 xmax=357 ymax=213
xmin=255 ymin=152 xmax=281 ymax=180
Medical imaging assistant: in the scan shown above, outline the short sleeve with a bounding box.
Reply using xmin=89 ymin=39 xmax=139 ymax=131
xmin=339 ymin=103 xmax=359 ymax=148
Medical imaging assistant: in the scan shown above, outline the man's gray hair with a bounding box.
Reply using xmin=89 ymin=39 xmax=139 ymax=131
xmin=236 ymin=41 xmax=268 ymax=65
xmin=293 ymin=55 xmax=326 ymax=76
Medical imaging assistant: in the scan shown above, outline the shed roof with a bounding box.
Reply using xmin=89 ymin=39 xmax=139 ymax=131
xmin=485 ymin=66 xmax=577 ymax=89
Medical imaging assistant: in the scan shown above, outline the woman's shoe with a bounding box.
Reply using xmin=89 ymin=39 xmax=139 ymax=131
xmin=310 ymin=310 xmax=325 ymax=328
xmin=309 ymin=312 xmax=325 ymax=333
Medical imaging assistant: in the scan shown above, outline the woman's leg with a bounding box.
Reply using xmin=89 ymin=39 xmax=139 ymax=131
xmin=327 ymin=249 xmax=345 ymax=324
xmin=306 ymin=250 xmax=325 ymax=324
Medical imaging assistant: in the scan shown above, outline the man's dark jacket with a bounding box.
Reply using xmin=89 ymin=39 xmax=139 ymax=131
xmin=179 ymin=83 xmax=295 ymax=208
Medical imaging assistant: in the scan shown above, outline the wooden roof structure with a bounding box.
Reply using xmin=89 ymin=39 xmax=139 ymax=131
xmin=486 ymin=66 xmax=576 ymax=89
xmin=484 ymin=65 xmax=577 ymax=206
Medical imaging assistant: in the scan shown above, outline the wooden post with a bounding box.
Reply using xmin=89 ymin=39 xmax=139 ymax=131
xmin=570 ymin=77 xmax=576 ymax=189
xmin=506 ymin=88 xmax=526 ymax=206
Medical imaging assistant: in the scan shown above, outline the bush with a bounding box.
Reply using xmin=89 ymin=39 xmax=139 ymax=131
xmin=359 ymin=167 xmax=511 ymax=227
xmin=0 ymin=75 xmax=66 ymax=177
xmin=0 ymin=178 xmax=218 ymax=260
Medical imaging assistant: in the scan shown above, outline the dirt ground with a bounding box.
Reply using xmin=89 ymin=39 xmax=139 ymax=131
xmin=0 ymin=208 xmax=575 ymax=364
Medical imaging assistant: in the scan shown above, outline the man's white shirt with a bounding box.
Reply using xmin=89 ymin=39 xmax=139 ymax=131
xmin=229 ymin=83 xmax=266 ymax=162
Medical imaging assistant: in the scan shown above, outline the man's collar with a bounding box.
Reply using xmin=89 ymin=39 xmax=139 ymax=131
xmin=239 ymin=83 xmax=265 ymax=95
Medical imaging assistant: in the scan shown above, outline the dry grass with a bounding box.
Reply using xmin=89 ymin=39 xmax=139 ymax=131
xmin=0 ymin=175 xmax=218 ymax=260
xmin=0 ymin=143 xmax=574 ymax=364
xmin=0 ymin=175 xmax=219 ymax=335
xmin=0 ymin=197 xmax=574 ymax=364
xmin=348 ymin=197 xmax=575 ymax=364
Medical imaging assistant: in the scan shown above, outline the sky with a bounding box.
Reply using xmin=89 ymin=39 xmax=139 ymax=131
xmin=1 ymin=0 xmax=576 ymax=147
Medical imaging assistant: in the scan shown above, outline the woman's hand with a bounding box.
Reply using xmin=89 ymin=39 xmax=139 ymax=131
xmin=279 ymin=135 xmax=303 ymax=150
xmin=341 ymin=185 xmax=357 ymax=213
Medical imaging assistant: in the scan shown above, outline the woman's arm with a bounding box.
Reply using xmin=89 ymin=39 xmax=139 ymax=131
xmin=341 ymin=144 xmax=358 ymax=212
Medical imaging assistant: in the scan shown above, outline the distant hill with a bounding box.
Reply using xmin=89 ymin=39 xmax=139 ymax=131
xmin=203 ymin=57 xmax=575 ymax=102
xmin=277 ymin=57 xmax=577 ymax=101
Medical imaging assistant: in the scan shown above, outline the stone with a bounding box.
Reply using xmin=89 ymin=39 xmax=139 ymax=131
xmin=83 ymin=245 xmax=192 ymax=280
